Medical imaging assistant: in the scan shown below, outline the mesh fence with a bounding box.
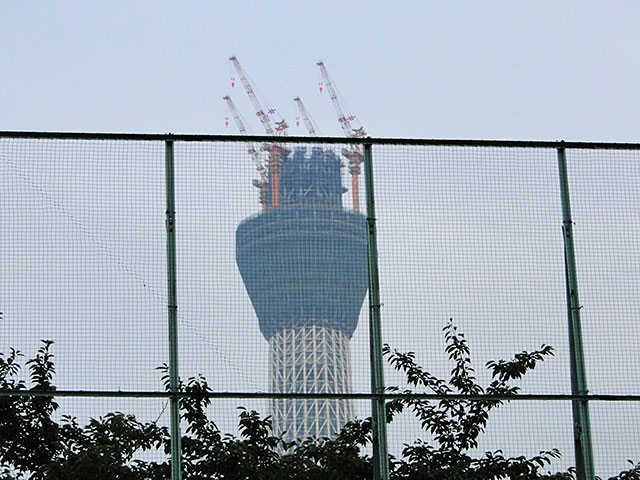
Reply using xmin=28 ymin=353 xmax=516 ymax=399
xmin=1 ymin=134 xmax=638 ymax=479
xmin=566 ymin=149 xmax=640 ymax=396
xmin=1 ymin=139 xmax=167 ymax=393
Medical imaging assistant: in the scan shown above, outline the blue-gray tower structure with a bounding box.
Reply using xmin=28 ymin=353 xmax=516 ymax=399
xmin=236 ymin=146 xmax=368 ymax=441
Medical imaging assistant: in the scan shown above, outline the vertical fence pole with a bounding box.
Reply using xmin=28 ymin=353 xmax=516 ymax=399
xmin=165 ymin=140 xmax=182 ymax=480
xmin=557 ymin=145 xmax=594 ymax=480
xmin=363 ymin=143 xmax=390 ymax=480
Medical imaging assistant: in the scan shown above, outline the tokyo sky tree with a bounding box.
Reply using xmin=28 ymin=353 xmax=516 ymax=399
xmin=236 ymin=146 xmax=368 ymax=441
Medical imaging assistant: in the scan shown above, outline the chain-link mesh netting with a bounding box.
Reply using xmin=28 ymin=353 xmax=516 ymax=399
xmin=1 ymin=139 xmax=168 ymax=393
xmin=373 ymin=145 xmax=570 ymax=392
xmin=371 ymin=144 xmax=638 ymax=478
xmin=1 ymin=135 xmax=638 ymax=478
xmin=566 ymin=149 xmax=640 ymax=396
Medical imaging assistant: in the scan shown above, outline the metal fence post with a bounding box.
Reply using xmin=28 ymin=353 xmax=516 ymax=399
xmin=363 ymin=143 xmax=390 ymax=480
xmin=557 ymin=145 xmax=594 ymax=480
xmin=165 ymin=140 xmax=182 ymax=480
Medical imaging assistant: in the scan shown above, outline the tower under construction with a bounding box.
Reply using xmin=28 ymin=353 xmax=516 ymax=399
xmin=236 ymin=146 xmax=368 ymax=441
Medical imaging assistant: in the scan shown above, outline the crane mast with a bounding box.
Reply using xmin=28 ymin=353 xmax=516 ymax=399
xmin=316 ymin=61 xmax=366 ymax=212
xmin=229 ymin=55 xmax=290 ymax=207
xmin=223 ymin=95 xmax=268 ymax=210
xmin=293 ymin=97 xmax=318 ymax=136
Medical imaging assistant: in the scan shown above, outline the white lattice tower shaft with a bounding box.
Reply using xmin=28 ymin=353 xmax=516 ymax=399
xmin=268 ymin=325 xmax=353 ymax=442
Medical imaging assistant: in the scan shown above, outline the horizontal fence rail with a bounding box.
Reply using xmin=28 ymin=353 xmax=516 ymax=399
xmin=2 ymin=130 xmax=640 ymax=149
xmin=2 ymin=390 xmax=640 ymax=401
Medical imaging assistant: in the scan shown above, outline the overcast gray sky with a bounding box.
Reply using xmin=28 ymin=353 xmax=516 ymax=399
xmin=2 ymin=1 xmax=640 ymax=141
xmin=2 ymin=2 xmax=639 ymax=477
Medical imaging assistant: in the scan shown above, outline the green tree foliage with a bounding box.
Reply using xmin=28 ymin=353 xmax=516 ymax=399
xmin=384 ymin=320 xmax=568 ymax=480
xmin=0 ymin=321 xmax=638 ymax=479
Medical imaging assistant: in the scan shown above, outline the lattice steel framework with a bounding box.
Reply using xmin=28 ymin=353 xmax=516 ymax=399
xmin=269 ymin=325 xmax=353 ymax=440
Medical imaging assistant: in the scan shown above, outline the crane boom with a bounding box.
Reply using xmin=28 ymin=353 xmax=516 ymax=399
xmin=229 ymin=55 xmax=289 ymax=136
xmin=293 ymin=97 xmax=318 ymax=136
xmin=223 ymin=95 xmax=248 ymax=134
xmin=229 ymin=56 xmax=276 ymax=136
xmin=223 ymin=95 xmax=268 ymax=209
xmin=222 ymin=95 xmax=264 ymax=170
xmin=316 ymin=61 xmax=366 ymax=139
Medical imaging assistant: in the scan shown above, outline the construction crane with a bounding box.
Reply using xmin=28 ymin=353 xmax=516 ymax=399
xmin=223 ymin=95 xmax=268 ymax=210
xmin=229 ymin=55 xmax=289 ymax=207
xmin=316 ymin=61 xmax=366 ymax=212
xmin=293 ymin=97 xmax=319 ymax=136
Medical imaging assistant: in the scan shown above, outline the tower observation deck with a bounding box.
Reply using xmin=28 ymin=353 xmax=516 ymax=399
xmin=236 ymin=147 xmax=368 ymax=441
